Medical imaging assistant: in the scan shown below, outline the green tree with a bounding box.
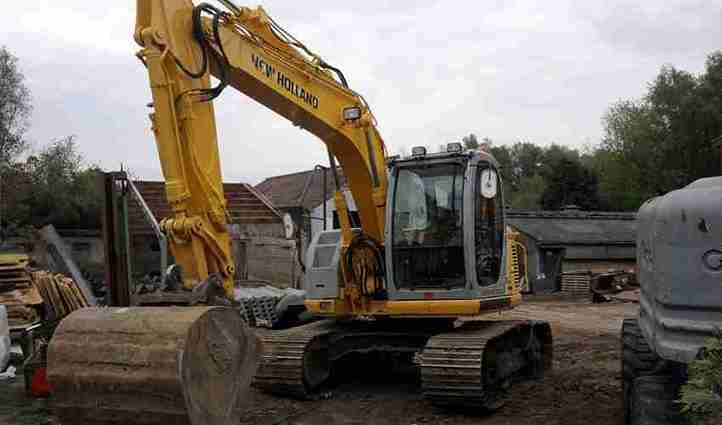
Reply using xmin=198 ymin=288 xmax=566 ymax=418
xmin=510 ymin=142 xmax=544 ymax=181
xmin=2 ymin=136 xmax=102 ymax=233
xmin=596 ymin=51 xmax=722 ymax=210
xmin=540 ymin=156 xmax=602 ymax=210
xmin=538 ymin=144 xmax=579 ymax=180
xmin=698 ymin=52 xmax=722 ymax=150
xmin=498 ymin=142 xmax=600 ymax=210
xmin=509 ymin=174 xmax=545 ymax=209
xmin=592 ymin=149 xmax=645 ymax=210
xmin=0 ymin=47 xmax=32 ymax=240
xmin=0 ymin=46 xmax=31 ymax=165
xmin=489 ymin=145 xmax=512 ymax=183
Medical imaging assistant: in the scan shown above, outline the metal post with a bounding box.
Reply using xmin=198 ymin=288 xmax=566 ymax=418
xmin=0 ymin=163 xmax=3 ymax=244
xmin=125 ymin=172 xmax=169 ymax=283
xmin=101 ymin=172 xmax=132 ymax=306
xmin=327 ymin=150 xmax=340 ymax=191
xmin=314 ymin=165 xmax=328 ymax=230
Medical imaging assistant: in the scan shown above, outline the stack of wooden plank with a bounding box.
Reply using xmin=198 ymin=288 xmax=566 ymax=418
xmin=0 ymin=254 xmax=32 ymax=289
xmin=0 ymin=287 xmax=43 ymax=328
xmin=32 ymin=271 xmax=89 ymax=320
xmin=560 ymin=271 xmax=593 ymax=297
xmin=0 ymin=253 xmax=89 ymax=329
xmin=0 ymin=254 xmax=42 ymax=329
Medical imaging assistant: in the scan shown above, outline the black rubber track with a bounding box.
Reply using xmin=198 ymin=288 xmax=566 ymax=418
xmin=420 ymin=320 xmax=552 ymax=411
xmin=621 ymin=318 xmax=685 ymax=425
xmin=255 ymin=318 xmax=553 ymax=409
xmin=630 ymin=376 xmax=687 ymax=425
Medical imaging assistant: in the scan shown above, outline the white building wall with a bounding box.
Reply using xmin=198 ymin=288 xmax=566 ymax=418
xmin=309 ymin=190 xmax=358 ymax=241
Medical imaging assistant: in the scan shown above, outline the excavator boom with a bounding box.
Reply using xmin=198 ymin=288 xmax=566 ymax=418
xmin=134 ymin=0 xmax=388 ymax=297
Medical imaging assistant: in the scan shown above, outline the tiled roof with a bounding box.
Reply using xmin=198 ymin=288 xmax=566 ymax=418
xmin=255 ymin=167 xmax=346 ymax=210
xmin=128 ymin=181 xmax=281 ymax=235
xmin=506 ymin=209 xmax=636 ymax=245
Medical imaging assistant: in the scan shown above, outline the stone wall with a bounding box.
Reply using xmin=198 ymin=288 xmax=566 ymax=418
xmin=232 ymin=222 xmax=301 ymax=288
xmin=245 ymin=237 xmax=300 ymax=288
xmin=129 ymin=222 xmax=300 ymax=288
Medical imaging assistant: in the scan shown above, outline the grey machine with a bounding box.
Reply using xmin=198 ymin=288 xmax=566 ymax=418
xmin=623 ymin=176 xmax=722 ymax=424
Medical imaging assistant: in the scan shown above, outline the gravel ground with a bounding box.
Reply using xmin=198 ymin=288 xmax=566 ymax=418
xmin=1 ymin=297 xmax=637 ymax=425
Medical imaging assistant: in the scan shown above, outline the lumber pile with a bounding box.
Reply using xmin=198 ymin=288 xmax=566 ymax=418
xmin=0 ymin=254 xmax=32 ymax=290
xmin=0 ymin=252 xmax=90 ymax=329
xmin=0 ymin=287 xmax=43 ymax=328
xmin=32 ymin=271 xmax=89 ymax=320
xmin=0 ymin=254 xmax=42 ymax=329
xmin=560 ymin=271 xmax=593 ymax=297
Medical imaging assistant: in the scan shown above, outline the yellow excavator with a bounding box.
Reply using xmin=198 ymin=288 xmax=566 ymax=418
xmin=132 ymin=0 xmax=550 ymax=409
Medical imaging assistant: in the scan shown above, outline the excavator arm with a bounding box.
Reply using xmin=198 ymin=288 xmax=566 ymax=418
xmin=134 ymin=0 xmax=388 ymax=297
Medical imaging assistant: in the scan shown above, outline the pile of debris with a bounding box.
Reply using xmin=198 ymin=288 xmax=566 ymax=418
xmin=0 ymin=254 xmax=42 ymax=330
xmin=560 ymin=269 xmax=639 ymax=302
xmin=132 ymin=271 xmax=309 ymax=329
xmin=590 ymin=270 xmax=639 ymax=303
xmin=234 ymin=283 xmax=307 ymax=328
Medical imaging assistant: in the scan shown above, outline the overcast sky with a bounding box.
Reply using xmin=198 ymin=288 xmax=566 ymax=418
xmin=1 ymin=1 xmax=721 ymax=184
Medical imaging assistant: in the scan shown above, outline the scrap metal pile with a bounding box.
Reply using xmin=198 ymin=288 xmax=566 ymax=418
xmin=590 ymin=270 xmax=638 ymax=302
xmin=234 ymin=284 xmax=306 ymax=328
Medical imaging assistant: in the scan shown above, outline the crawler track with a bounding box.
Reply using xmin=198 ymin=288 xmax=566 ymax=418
xmin=255 ymin=319 xmax=552 ymax=408
xmin=253 ymin=320 xmax=336 ymax=398
xmin=253 ymin=320 xmax=436 ymax=399
xmin=420 ymin=320 xmax=552 ymax=409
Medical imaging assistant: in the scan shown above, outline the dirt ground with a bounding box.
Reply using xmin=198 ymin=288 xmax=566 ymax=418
xmin=0 ymin=297 xmax=636 ymax=425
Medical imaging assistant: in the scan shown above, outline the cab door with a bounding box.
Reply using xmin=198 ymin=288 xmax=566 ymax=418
xmin=473 ymin=163 xmax=504 ymax=287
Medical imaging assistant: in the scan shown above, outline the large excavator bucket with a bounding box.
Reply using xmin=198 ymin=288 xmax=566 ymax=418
xmin=47 ymin=307 xmax=259 ymax=425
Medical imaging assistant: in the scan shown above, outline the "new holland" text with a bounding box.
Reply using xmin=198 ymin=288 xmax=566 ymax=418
xmin=252 ymin=53 xmax=320 ymax=109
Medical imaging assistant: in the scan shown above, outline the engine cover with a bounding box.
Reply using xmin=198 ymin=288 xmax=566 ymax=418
xmin=304 ymin=230 xmax=343 ymax=299
xmin=637 ymin=176 xmax=722 ymax=363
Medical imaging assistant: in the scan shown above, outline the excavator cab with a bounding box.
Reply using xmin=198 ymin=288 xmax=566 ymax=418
xmin=388 ymin=146 xmax=504 ymax=293
xmin=305 ymin=145 xmax=515 ymax=315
